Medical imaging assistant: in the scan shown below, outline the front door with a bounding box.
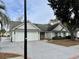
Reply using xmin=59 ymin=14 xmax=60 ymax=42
xmin=40 ymin=32 xmax=45 ymax=40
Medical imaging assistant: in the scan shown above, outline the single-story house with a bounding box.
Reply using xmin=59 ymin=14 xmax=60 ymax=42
xmin=9 ymin=20 xmax=79 ymax=42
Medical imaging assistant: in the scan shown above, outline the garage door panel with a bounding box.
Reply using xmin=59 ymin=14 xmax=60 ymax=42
xmin=15 ymin=31 xmax=24 ymax=41
xmin=27 ymin=32 xmax=39 ymax=41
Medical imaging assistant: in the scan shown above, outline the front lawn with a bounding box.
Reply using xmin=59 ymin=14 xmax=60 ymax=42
xmin=48 ymin=39 xmax=79 ymax=47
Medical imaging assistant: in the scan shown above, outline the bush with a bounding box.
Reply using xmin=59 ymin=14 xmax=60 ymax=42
xmin=65 ymin=36 xmax=71 ymax=39
xmin=52 ymin=36 xmax=64 ymax=40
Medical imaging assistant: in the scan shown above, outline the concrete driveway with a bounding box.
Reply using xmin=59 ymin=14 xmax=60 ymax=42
xmin=27 ymin=41 xmax=79 ymax=59
xmin=0 ymin=41 xmax=24 ymax=56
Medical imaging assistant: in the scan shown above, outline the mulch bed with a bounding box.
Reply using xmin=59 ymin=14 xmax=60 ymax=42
xmin=48 ymin=39 xmax=79 ymax=47
xmin=0 ymin=52 xmax=21 ymax=59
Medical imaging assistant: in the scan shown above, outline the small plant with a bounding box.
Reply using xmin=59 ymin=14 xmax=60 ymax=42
xmin=0 ymin=29 xmax=6 ymax=37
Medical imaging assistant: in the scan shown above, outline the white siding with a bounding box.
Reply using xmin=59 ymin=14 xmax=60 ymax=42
xmin=12 ymin=32 xmax=15 ymax=41
xmin=45 ymin=32 xmax=55 ymax=39
xmin=18 ymin=24 xmax=24 ymax=29
xmin=77 ymin=31 xmax=79 ymax=37
xmin=66 ymin=32 xmax=70 ymax=36
xmin=53 ymin=25 xmax=62 ymax=31
xmin=62 ymin=28 xmax=66 ymax=31
xmin=27 ymin=23 xmax=38 ymax=29
xmin=51 ymin=33 xmax=55 ymax=38
xmin=60 ymin=33 xmax=64 ymax=37
xmin=45 ymin=32 xmax=48 ymax=38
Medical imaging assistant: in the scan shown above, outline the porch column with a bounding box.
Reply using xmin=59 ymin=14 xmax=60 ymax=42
xmin=63 ymin=32 xmax=66 ymax=37
xmin=55 ymin=32 xmax=57 ymax=37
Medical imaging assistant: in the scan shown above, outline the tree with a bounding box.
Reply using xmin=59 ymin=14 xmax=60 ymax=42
xmin=0 ymin=0 xmax=10 ymax=41
xmin=0 ymin=29 xmax=6 ymax=41
xmin=48 ymin=0 xmax=79 ymax=40
xmin=0 ymin=29 xmax=6 ymax=36
xmin=0 ymin=0 xmax=10 ymax=29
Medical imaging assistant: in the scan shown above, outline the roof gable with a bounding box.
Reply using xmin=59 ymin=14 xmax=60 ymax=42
xmin=27 ymin=22 xmax=40 ymax=30
xmin=12 ymin=23 xmax=24 ymax=30
xmin=10 ymin=21 xmax=23 ymax=30
xmin=53 ymin=24 xmax=63 ymax=31
xmin=53 ymin=24 xmax=67 ymax=31
xmin=47 ymin=23 xmax=59 ymax=31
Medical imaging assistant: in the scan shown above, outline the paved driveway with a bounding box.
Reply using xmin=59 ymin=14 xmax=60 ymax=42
xmin=27 ymin=41 xmax=79 ymax=59
xmin=0 ymin=41 xmax=24 ymax=56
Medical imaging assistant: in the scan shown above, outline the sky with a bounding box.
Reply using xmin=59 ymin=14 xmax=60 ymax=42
xmin=27 ymin=0 xmax=55 ymax=24
xmin=2 ymin=0 xmax=24 ymax=21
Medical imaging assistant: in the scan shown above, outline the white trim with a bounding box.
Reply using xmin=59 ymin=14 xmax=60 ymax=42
xmin=12 ymin=21 xmax=41 ymax=31
xmin=12 ymin=23 xmax=24 ymax=30
xmin=28 ymin=22 xmax=41 ymax=30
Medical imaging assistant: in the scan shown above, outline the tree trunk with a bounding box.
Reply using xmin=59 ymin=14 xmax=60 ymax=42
xmin=70 ymin=31 xmax=75 ymax=40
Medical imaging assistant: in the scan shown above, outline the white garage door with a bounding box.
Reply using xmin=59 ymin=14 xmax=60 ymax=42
xmin=27 ymin=32 xmax=39 ymax=41
xmin=14 ymin=31 xmax=24 ymax=41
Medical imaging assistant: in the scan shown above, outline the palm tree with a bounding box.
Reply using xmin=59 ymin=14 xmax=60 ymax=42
xmin=0 ymin=0 xmax=10 ymax=41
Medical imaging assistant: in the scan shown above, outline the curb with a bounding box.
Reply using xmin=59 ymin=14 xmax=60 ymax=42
xmin=7 ymin=56 xmax=24 ymax=59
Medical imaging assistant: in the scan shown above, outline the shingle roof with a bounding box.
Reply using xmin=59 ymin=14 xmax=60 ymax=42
xmin=34 ymin=23 xmax=59 ymax=31
xmin=34 ymin=24 xmax=49 ymax=31
xmin=47 ymin=23 xmax=59 ymax=31
xmin=9 ymin=20 xmax=59 ymax=32
xmin=9 ymin=21 xmax=23 ymax=30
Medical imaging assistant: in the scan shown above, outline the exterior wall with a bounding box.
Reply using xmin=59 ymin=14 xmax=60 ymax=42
xmin=12 ymin=31 xmax=15 ymax=41
xmin=45 ymin=32 xmax=48 ymax=39
xmin=57 ymin=32 xmax=64 ymax=37
xmin=45 ymin=32 xmax=55 ymax=39
xmin=77 ymin=31 xmax=79 ymax=38
xmin=66 ymin=32 xmax=70 ymax=36
xmin=18 ymin=24 xmax=24 ymax=29
xmin=61 ymin=33 xmax=64 ymax=37
xmin=53 ymin=25 xmax=62 ymax=31
xmin=51 ymin=32 xmax=55 ymax=38
xmin=27 ymin=22 xmax=39 ymax=29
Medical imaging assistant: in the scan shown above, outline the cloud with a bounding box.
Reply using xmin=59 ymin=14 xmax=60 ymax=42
xmin=27 ymin=0 xmax=55 ymax=24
